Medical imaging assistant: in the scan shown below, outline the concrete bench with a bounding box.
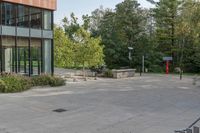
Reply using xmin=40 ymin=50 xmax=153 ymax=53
xmin=112 ymin=69 xmax=136 ymax=79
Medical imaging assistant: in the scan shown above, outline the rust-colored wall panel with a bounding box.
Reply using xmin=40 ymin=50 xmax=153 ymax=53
xmin=1 ymin=0 xmax=57 ymax=10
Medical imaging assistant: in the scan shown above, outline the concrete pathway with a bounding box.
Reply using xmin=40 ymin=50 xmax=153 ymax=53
xmin=0 ymin=74 xmax=199 ymax=133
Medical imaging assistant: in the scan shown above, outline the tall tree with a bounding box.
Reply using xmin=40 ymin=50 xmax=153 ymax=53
xmin=62 ymin=13 xmax=80 ymax=40
xmin=73 ymin=28 xmax=104 ymax=76
xmin=99 ymin=0 xmax=146 ymax=68
xmin=153 ymin=0 xmax=180 ymax=67
xmin=54 ymin=25 xmax=75 ymax=68
xmin=176 ymin=0 xmax=200 ymax=72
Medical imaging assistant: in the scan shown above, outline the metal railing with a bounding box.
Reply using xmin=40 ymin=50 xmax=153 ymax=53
xmin=175 ymin=117 xmax=200 ymax=133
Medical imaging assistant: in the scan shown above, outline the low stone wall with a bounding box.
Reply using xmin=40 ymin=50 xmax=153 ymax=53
xmin=112 ymin=69 xmax=136 ymax=79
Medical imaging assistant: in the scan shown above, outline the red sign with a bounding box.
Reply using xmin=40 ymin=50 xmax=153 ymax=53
xmin=166 ymin=61 xmax=169 ymax=74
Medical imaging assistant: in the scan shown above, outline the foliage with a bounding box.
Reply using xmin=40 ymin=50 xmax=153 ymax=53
xmin=54 ymin=26 xmax=75 ymax=68
xmin=32 ymin=74 xmax=66 ymax=87
xmin=54 ymin=0 xmax=200 ymax=73
xmin=62 ymin=13 xmax=80 ymax=40
xmin=175 ymin=0 xmax=200 ymax=72
xmin=0 ymin=74 xmax=65 ymax=93
xmin=49 ymin=76 xmax=66 ymax=87
xmin=104 ymin=70 xmax=113 ymax=78
xmin=73 ymin=28 xmax=104 ymax=68
xmin=153 ymin=0 xmax=181 ymax=67
xmin=0 ymin=75 xmax=32 ymax=93
xmin=55 ymin=15 xmax=105 ymax=69
xmin=0 ymin=79 xmax=7 ymax=93
xmin=95 ymin=0 xmax=147 ymax=68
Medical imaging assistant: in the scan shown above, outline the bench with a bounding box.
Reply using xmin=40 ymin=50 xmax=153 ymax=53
xmin=112 ymin=69 xmax=136 ymax=79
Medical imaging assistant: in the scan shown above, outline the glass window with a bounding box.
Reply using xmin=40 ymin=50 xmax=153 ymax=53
xmin=2 ymin=3 xmax=16 ymax=26
xmin=17 ymin=38 xmax=29 ymax=74
xmin=43 ymin=40 xmax=52 ymax=74
xmin=2 ymin=36 xmax=15 ymax=73
xmin=43 ymin=10 xmax=52 ymax=30
xmin=17 ymin=5 xmax=29 ymax=28
xmin=31 ymin=39 xmax=41 ymax=75
xmin=30 ymin=8 xmax=42 ymax=29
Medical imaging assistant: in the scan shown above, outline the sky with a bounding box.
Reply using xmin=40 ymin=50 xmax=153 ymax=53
xmin=54 ymin=0 xmax=156 ymax=24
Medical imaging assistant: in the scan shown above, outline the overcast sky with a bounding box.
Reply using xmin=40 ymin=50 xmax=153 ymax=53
xmin=54 ymin=0 xmax=156 ymax=24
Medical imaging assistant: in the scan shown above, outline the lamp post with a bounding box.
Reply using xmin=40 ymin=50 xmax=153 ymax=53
xmin=128 ymin=47 xmax=133 ymax=68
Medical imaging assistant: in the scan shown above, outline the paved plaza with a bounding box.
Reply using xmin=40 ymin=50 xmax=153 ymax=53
xmin=0 ymin=74 xmax=200 ymax=133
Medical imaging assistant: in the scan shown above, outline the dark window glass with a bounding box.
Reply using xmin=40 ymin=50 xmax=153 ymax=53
xmin=30 ymin=8 xmax=42 ymax=29
xmin=17 ymin=5 xmax=29 ymax=28
xmin=2 ymin=3 xmax=16 ymax=26
xmin=43 ymin=10 xmax=52 ymax=30
xmin=17 ymin=38 xmax=29 ymax=74
xmin=31 ymin=39 xmax=41 ymax=75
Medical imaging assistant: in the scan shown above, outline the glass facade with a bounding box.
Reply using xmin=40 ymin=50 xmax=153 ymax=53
xmin=2 ymin=36 xmax=15 ymax=72
xmin=17 ymin=37 xmax=29 ymax=74
xmin=17 ymin=5 xmax=29 ymax=27
xmin=0 ymin=2 xmax=54 ymax=76
xmin=2 ymin=3 xmax=16 ymax=26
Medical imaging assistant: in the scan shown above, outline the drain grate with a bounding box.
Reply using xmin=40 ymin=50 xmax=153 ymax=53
xmin=53 ymin=108 xmax=68 ymax=113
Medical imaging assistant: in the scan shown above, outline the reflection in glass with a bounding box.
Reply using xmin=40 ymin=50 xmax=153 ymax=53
xmin=31 ymin=39 xmax=41 ymax=75
xmin=2 ymin=3 xmax=16 ymax=26
xmin=30 ymin=8 xmax=42 ymax=29
xmin=17 ymin=5 xmax=29 ymax=28
xmin=17 ymin=38 xmax=29 ymax=74
xmin=2 ymin=36 xmax=15 ymax=72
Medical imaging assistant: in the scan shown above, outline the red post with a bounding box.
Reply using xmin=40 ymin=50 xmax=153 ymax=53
xmin=166 ymin=61 xmax=169 ymax=74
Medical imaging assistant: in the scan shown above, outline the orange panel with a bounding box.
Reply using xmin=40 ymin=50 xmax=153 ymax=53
xmin=1 ymin=0 xmax=57 ymax=10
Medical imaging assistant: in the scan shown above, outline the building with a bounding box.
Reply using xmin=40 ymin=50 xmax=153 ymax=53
xmin=0 ymin=0 xmax=57 ymax=76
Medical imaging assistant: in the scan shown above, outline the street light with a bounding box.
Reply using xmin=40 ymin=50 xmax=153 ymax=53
xmin=128 ymin=47 xmax=133 ymax=68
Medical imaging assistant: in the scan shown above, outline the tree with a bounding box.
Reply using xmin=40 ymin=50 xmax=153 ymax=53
xmin=54 ymin=25 xmax=75 ymax=68
xmin=73 ymin=28 xmax=104 ymax=77
xmin=176 ymin=0 xmax=200 ymax=72
xmin=153 ymin=0 xmax=181 ymax=67
xmin=57 ymin=13 xmax=105 ymax=73
xmin=98 ymin=0 xmax=146 ymax=68
xmin=62 ymin=13 xmax=80 ymax=40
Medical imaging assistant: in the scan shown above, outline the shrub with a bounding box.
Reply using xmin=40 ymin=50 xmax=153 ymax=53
xmin=49 ymin=76 xmax=66 ymax=87
xmin=1 ymin=75 xmax=32 ymax=93
xmin=32 ymin=74 xmax=66 ymax=87
xmin=104 ymin=69 xmax=113 ymax=78
xmin=0 ymin=79 xmax=7 ymax=92
xmin=32 ymin=74 xmax=52 ymax=86
xmin=0 ymin=74 xmax=65 ymax=93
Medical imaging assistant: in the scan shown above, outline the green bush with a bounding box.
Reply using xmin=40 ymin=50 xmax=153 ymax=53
xmin=1 ymin=75 xmax=32 ymax=93
xmin=104 ymin=70 xmax=113 ymax=78
xmin=0 ymin=74 xmax=65 ymax=93
xmin=148 ymin=65 xmax=165 ymax=73
xmin=32 ymin=74 xmax=66 ymax=87
xmin=49 ymin=76 xmax=66 ymax=87
xmin=32 ymin=74 xmax=52 ymax=86
xmin=0 ymin=79 xmax=7 ymax=92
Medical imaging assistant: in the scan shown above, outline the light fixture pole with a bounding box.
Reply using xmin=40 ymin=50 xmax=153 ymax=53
xmin=128 ymin=47 xmax=133 ymax=68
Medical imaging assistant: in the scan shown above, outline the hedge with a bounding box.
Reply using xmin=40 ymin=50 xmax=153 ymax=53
xmin=0 ymin=74 xmax=66 ymax=93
